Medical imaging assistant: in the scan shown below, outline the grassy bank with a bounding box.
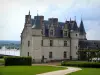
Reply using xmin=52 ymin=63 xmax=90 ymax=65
xmin=0 ymin=65 xmax=66 ymax=75
xmin=67 ymin=68 xmax=100 ymax=75
xmin=0 ymin=59 xmax=4 ymax=63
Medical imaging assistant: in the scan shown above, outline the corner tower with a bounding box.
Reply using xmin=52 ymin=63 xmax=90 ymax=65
xmin=79 ymin=18 xmax=86 ymax=40
xmin=21 ymin=11 xmax=32 ymax=57
xmin=70 ymin=18 xmax=80 ymax=60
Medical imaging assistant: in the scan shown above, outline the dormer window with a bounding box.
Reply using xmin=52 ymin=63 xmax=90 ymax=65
xmin=50 ymin=30 xmax=53 ymax=36
xmin=64 ymin=31 xmax=67 ymax=36
xmin=41 ymin=29 xmax=43 ymax=34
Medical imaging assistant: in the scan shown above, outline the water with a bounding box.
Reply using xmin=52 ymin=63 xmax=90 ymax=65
xmin=0 ymin=46 xmax=20 ymax=56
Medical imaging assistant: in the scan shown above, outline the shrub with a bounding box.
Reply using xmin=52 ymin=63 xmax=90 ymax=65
xmin=61 ymin=61 xmax=100 ymax=68
xmin=4 ymin=56 xmax=32 ymax=66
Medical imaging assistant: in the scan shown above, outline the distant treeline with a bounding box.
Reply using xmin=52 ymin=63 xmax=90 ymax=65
xmin=0 ymin=40 xmax=20 ymax=50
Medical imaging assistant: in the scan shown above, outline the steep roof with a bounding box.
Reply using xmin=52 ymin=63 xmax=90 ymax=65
xmin=32 ymin=16 xmax=41 ymax=29
xmin=31 ymin=15 xmax=80 ymax=33
xmin=31 ymin=17 xmax=65 ymax=29
xmin=72 ymin=21 xmax=78 ymax=31
xmin=79 ymin=40 xmax=100 ymax=50
xmin=31 ymin=17 xmax=79 ymax=31
xmin=79 ymin=19 xmax=86 ymax=34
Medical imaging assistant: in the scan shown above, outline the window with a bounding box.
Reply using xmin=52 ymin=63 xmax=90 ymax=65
xmin=28 ymin=41 xmax=30 ymax=47
xmin=64 ymin=31 xmax=67 ymax=36
xmin=97 ymin=45 xmax=98 ymax=47
xmin=41 ymin=40 xmax=43 ymax=46
xmin=50 ymin=40 xmax=53 ymax=46
xmin=64 ymin=41 xmax=67 ymax=46
xmin=49 ymin=52 xmax=52 ymax=58
xmin=28 ymin=52 xmax=29 ymax=56
xmin=64 ymin=51 xmax=67 ymax=58
xmin=60 ymin=30 xmax=63 ymax=36
xmin=76 ymin=46 xmax=77 ymax=49
xmin=41 ymin=29 xmax=43 ymax=34
xmin=50 ymin=30 xmax=53 ymax=35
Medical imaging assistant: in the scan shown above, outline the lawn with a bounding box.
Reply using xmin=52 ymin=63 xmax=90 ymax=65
xmin=67 ymin=68 xmax=100 ymax=75
xmin=0 ymin=66 xmax=66 ymax=75
xmin=0 ymin=59 xmax=4 ymax=63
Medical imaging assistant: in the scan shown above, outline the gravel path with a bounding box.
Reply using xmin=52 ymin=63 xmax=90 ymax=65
xmin=36 ymin=66 xmax=82 ymax=75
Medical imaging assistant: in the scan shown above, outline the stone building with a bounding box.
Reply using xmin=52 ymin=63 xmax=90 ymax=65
xmin=20 ymin=11 xmax=100 ymax=62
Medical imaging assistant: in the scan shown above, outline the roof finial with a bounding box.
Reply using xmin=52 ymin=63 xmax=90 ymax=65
xmin=81 ymin=14 xmax=83 ymax=21
xmin=29 ymin=10 xmax=30 ymax=15
xmin=37 ymin=10 xmax=38 ymax=16
xmin=66 ymin=18 xmax=67 ymax=22
xmin=75 ymin=16 xmax=76 ymax=21
xmin=65 ymin=17 xmax=67 ymax=21
xmin=70 ymin=17 xmax=71 ymax=21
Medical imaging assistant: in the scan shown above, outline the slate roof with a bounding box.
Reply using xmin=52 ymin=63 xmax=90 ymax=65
xmin=31 ymin=15 xmax=85 ymax=37
xmin=79 ymin=40 xmax=100 ymax=50
xmin=31 ymin=16 xmax=78 ymax=30
xmin=79 ymin=20 xmax=86 ymax=34
xmin=72 ymin=21 xmax=78 ymax=31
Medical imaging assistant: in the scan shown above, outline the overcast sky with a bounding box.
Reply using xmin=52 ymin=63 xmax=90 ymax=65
xmin=0 ymin=0 xmax=100 ymax=41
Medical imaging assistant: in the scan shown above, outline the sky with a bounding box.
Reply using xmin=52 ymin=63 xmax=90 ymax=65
xmin=0 ymin=0 xmax=100 ymax=41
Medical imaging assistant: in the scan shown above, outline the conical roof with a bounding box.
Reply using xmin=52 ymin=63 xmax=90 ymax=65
xmin=79 ymin=19 xmax=86 ymax=34
xmin=72 ymin=21 xmax=78 ymax=31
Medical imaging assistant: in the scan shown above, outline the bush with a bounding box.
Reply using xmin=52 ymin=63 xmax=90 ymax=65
xmin=61 ymin=61 xmax=100 ymax=68
xmin=4 ymin=56 xmax=32 ymax=66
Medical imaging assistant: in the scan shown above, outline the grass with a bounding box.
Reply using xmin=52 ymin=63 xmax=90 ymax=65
xmin=67 ymin=68 xmax=100 ymax=75
xmin=0 ymin=65 xmax=66 ymax=75
xmin=0 ymin=58 xmax=4 ymax=63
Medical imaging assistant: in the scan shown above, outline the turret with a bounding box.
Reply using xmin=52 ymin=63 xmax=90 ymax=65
xmin=70 ymin=17 xmax=79 ymax=60
xmin=79 ymin=18 xmax=86 ymax=40
xmin=25 ymin=11 xmax=32 ymax=25
xmin=72 ymin=18 xmax=78 ymax=31
xmin=70 ymin=18 xmax=79 ymax=39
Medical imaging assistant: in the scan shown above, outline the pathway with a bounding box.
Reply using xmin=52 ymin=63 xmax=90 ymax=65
xmin=36 ymin=66 xmax=82 ymax=75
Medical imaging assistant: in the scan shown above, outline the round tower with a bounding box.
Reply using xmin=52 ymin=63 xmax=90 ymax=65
xmin=79 ymin=19 xmax=86 ymax=40
xmin=70 ymin=20 xmax=79 ymax=60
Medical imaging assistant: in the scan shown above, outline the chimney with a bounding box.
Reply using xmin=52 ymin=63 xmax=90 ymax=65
xmin=48 ymin=18 xmax=58 ymax=25
xmin=40 ymin=16 xmax=44 ymax=26
xmin=53 ymin=18 xmax=58 ymax=25
xmin=25 ymin=15 xmax=31 ymax=24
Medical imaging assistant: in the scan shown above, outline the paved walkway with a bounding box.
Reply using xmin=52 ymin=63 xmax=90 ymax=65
xmin=36 ymin=66 xmax=82 ymax=75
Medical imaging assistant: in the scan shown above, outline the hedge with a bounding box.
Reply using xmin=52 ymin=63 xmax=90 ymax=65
xmin=4 ymin=56 xmax=32 ymax=66
xmin=61 ymin=61 xmax=100 ymax=68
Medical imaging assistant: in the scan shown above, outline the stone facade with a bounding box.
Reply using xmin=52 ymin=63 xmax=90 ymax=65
xmin=21 ymin=11 xmax=87 ymax=62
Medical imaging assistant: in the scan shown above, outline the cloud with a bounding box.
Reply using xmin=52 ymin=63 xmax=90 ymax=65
xmin=84 ymin=20 xmax=100 ymax=40
xmin=0 ymin=0 xmax=100 ymax=40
